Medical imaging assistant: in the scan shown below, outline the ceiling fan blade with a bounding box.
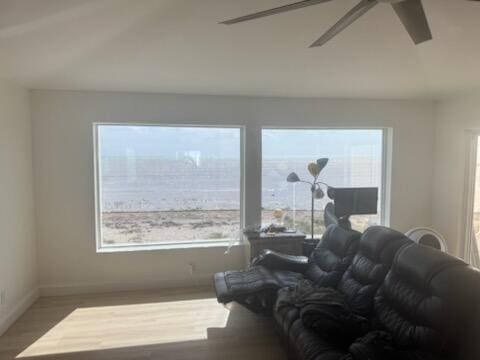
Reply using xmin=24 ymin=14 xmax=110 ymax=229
xmin=310 ymin=0 xmax=378 ymax=47
xmin=392 ymin=0 xmax=432 ymax=44
xmin=220 ymin=0 xmax=334 ymax=25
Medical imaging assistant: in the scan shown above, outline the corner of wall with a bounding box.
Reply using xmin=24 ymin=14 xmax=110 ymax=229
xmin=0 ymin=82 xmax=38 ymax=336
xmin=0 ymin=288 xmax=39 ymax=336
xmin=28 ymin=88 xmax=40 ymax=291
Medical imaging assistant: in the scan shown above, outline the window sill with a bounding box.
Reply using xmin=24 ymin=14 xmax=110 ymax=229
xmin=96 ymin=240 xmax=241 ymax=253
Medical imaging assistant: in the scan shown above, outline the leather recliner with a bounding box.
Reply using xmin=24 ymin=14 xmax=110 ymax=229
xmin=275 ymin=226 xmax=412 ymax=359
xmin=214 ymin=224 xmax=361 ymax=313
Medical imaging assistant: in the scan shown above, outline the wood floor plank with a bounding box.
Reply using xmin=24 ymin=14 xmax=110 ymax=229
xmin=0 ymin=288 xmax=286 ymax=360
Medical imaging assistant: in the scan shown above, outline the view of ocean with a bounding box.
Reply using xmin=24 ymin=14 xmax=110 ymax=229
xmin=100 ymin=156 xmax=382 ymax=213
xmin=97 ymin=126 xmax=384 ymax=244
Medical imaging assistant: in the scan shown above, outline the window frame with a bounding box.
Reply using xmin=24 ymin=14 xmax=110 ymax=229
xmin=93 ymin=123 xmax=245 ymax=253
xmin=260 ymin=126 xmax=389 ymax=228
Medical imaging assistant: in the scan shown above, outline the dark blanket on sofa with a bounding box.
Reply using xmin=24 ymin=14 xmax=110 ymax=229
xmin=276 ymin=282 xmax=441 ymax=359
xmin=340 ymin=331 xmax=440 ymax=360
xmin=276 ymin=280 xmax=368 ymax=345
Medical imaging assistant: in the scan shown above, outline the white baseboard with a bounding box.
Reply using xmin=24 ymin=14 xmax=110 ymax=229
xmin=39 ymin=275 xmax=213 ymax=297
xmin=0 ymin=287 xmax=39 ymax=336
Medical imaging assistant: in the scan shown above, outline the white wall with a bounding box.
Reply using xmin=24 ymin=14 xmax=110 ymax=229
xmin=31 ymin=90 xmax=436 ymax=295
xmin=0 ymin=81 xmax=37 ymax=334
xmin=433 ymin=93 xmax=480 ymax=257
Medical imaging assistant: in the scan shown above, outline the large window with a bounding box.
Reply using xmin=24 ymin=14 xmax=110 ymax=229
xmin=262 ymin=129 xmax=384 ymax=234
xmin=95 ymin=125 xmax=242 ymax=250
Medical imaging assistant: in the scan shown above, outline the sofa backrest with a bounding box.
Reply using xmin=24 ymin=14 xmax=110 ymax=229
xmin=462 ymin=295 xmax=480 ymax=360
xmin=304 ymin=224 xmax=361 ymax=288
xmin=337 ymin=226 xmax=412 ymax=316
xmin=373 ymin=243 xmax=480 ymax=357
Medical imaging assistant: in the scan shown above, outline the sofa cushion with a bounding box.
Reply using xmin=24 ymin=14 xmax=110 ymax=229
xmin=288 ymin=318 xmax=348 ymax=360
xmin=336 ymin=226 xmax=412 ymax=316
xmin=304 ymin=224 xmax=361 ymax=288
xmin=274 ymin=302 xmax=300 ymax=340
xmin=462 ymin=298 xmax=480 ymax=359
xmin=374 ymin=243 xmax=480 ymax=357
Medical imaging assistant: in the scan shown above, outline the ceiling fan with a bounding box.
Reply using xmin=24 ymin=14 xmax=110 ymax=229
xmin=221 ymin=0 xmax=479 ymax=47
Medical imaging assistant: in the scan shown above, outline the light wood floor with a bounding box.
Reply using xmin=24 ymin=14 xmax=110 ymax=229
xmin=0 ymin=288 xmax=286 ymax=360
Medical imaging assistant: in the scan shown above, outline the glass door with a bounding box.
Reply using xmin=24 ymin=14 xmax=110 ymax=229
xmin=466 ymin=134 xmax=480 ymax=267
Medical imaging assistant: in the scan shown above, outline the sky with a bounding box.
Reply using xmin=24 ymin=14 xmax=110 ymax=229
xmin=98 ymin=125 xmax=383 ymax=159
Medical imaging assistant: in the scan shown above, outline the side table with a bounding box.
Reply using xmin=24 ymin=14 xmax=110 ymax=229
xmin=246 ymin=232 xmax=306 ymax=261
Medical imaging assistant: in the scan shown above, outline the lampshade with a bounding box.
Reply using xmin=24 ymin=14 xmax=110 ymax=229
xmin=314 ymin=188 xmax=325 ymax=199
xmin=308 ymin=163 xmax=321 ymax=177
xmin=327 ymin=187 xmax=335 ymax=199
xmin=287 ymin=172 xmax=300 ymax=183
xmin=317 ymin=158 xmax=329 ymax=171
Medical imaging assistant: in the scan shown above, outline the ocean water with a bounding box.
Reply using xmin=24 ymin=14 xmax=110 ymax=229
xmin=100 ymin=156 xmax=382 ymax=213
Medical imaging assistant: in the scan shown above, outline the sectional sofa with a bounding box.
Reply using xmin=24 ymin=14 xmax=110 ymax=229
xmin=214 ymin=225 xmax=480 ymax=360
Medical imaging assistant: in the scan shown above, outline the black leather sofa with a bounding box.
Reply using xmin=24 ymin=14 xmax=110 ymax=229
xmin=213 ymin=225 xmax=480 ymax=360
xmin=214 ymin=225 xmax=361 ymax=313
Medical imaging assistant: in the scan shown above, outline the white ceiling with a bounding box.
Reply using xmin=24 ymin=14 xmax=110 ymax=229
xmin=0 ymin=0 xmax=479 ymax=99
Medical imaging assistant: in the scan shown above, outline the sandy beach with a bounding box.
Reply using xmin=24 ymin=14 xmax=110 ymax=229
xmin=101 ymin=210 xmax=377 ymax=245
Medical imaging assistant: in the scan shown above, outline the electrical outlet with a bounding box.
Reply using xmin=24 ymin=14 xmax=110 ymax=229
xmin=0 ymin=290 xmax=6 ymax=306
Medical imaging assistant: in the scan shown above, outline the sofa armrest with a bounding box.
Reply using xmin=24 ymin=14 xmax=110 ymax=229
xmin=252 ymin=249 xmax=309 ymax=273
